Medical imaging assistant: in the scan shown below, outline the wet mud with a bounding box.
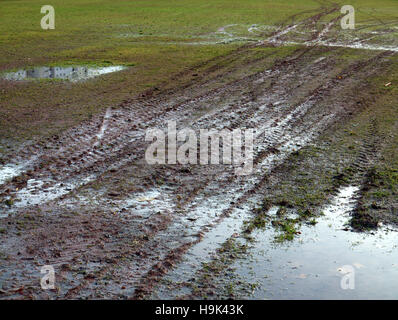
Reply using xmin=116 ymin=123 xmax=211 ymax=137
xmin=0 ymin=8 xmax=397 ymax=299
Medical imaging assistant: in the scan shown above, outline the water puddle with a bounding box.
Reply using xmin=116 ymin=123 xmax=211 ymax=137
xmin=0 ymin=163 xmax=26 ymax=185
xmin=1 ymin=175 xmax=96 ymax=217
xmin=317 ymin=40 xmax=398 ymax=52
xmin=153 ymin=185 xmax=398 ymax=299
xmin=122 ymin=188 xmax=175 ymax=219
xmin=232 ymin=185 xmax=398 ymax=299
xmin=268 ymin=24 xmax=299 ymax=43
xmin=2 ymin=66 xmax=126 ymax=82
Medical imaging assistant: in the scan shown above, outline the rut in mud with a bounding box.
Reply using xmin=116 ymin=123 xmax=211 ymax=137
xmin=0 ymin=8 xmax=396 ymax=299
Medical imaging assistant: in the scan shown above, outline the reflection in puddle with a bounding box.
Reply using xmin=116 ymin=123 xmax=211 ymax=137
xmin=2 ymin=66 xmax=126 ymax=82
xmin=235 ymin=186 xmax=398 ymax=299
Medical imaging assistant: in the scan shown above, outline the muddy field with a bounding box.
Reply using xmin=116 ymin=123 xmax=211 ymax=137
xmin=0 ymin=2 xmax=398 ymax=299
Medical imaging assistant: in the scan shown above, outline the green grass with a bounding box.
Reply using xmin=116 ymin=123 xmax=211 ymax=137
xmin=0 ymin=0 xmax=322 ymax=146
xmin=0 ymin=0 xmax=324 ymax=68
xmin=1 ymin=0 xmax=397 ymax=75
xmin=274 ymin=220 xmax=298 ymax=242
xmin=1 ymin=0 xmax=398 ymax=146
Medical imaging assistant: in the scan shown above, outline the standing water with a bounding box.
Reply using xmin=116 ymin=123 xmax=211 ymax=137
xmin=233 ymin=186 xmax=398 ymax=299
xmin=2 ymin=66 xmax=126 ymax=82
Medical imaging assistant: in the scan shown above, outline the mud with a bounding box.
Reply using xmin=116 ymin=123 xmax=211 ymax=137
xmin=0 ymin=8 xmax=397 ymax=299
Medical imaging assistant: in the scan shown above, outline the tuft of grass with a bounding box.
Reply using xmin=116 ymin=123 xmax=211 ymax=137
xmin=274 ymin=220 xmax=298 ymax=242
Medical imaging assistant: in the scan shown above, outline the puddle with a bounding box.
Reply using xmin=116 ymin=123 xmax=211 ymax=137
xmin=0 ymin=175 xmax=96 ymax=217
xmin=122 ymin=188 xmax=175 ymax=219
xmin=268 ymin=24 xmax=299 ymax=43
xmin=231 ymin=185 xmax=398 ymax=299
xmin=317 ymin=40 xmax=398 ymax=52
xmin=0 ymin=163 xmax=26 ymax=185
xmin=153 ymin=185 xmax=398 ymax=299
xmin=2 ymin=66 xmax=126 ymax=82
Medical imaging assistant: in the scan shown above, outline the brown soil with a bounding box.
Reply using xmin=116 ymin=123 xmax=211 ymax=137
xmin=0 ymin=9 xmax=396 ymax=299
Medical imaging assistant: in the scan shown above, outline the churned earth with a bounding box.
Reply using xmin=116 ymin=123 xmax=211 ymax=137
xmin=0 ymin=0 xmax=398 ymax=299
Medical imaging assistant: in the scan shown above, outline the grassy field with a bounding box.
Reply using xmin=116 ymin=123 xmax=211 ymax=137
xmin=1 ymin=0 xmax=397 ymax=67
xmin=1 ymin=0 xmax=397 ymax=145
xmin=1 ymin=0 xmax=398 ymax=300
xmin=1 ymin=0 xmax=397 ymax=221
xmin=1 ymin=0 xmax=398 ymax=237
